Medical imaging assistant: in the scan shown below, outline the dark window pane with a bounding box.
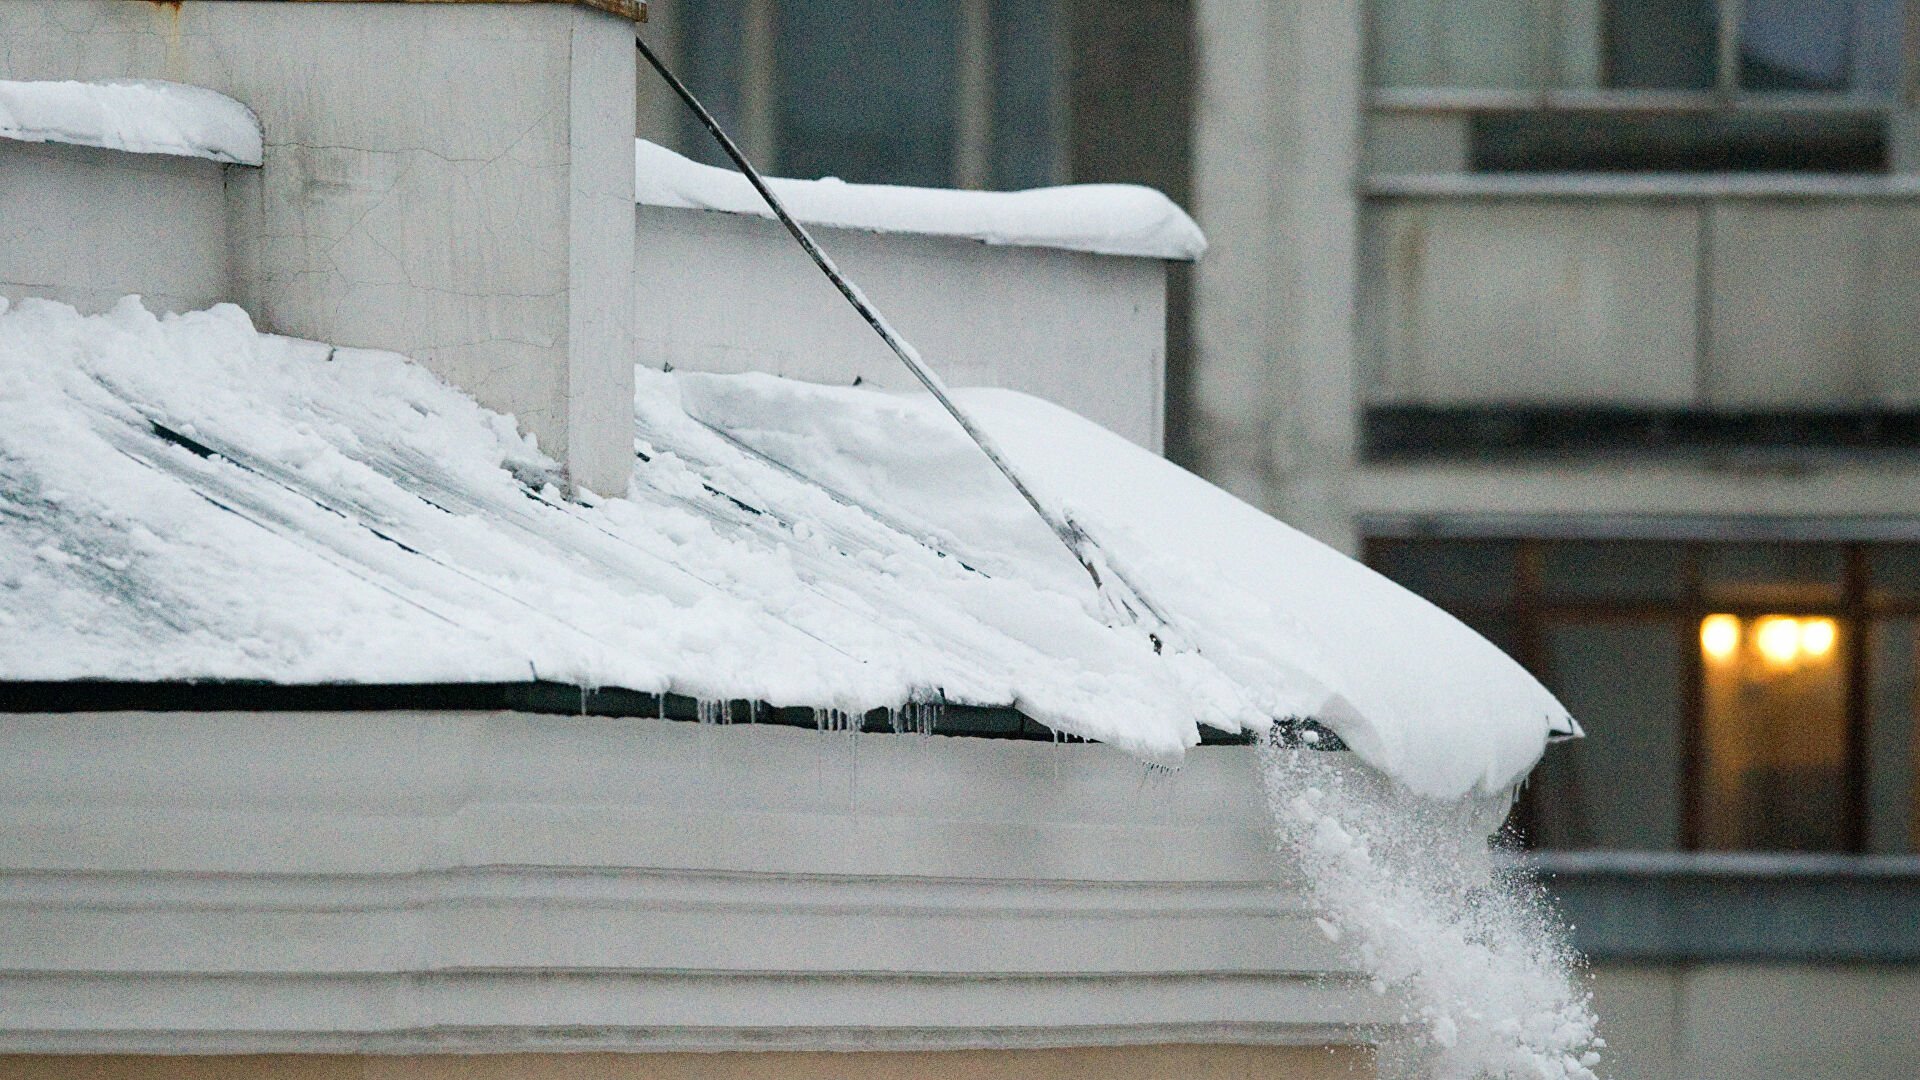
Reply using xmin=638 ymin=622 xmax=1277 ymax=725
xmin=1699 ymin=611 xmax=1849 ymax=850
xmin=678 ymin=0 xmax=749 ymax=169
xmin=1866 ymin=619 xmax=1919 ymax=854
xmin=1700 ymin=543 xmax=1844 ymax=608
xmin=1472 ymin=112 xmax=1886 ymax=173
xmin=992 ymin=0 xmax=1063 ymax=190
xmin=1541 ymin=541 xmax=1685 ymax=603
xmin=1369 ymin=539 xmax=1519 ymax=608
xmin=776 ymin=0 xmax=959 ymax=186
xmin=1604 ymin=0 xmax=1719 ymax=90
xmin=1852 ymin=0 xmax=1906 ymax=98
xmin=1456 ymin=609 xmax=1520 ymax=663
xmin=1532 ymin=619 xmax=1685 ymax=849
xmin=1739 ymin=0 xmax=1854 ymax=92
xmin=1869 ymin=546 xmax=1920 ymax=604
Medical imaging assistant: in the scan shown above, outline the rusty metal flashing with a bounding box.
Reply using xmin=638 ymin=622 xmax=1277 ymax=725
xmin=143 ymin=0 xmax=647 ymax=22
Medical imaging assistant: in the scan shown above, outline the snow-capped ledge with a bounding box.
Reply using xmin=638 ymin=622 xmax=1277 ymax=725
xmin=0 ymin=79 xmax=263 ymax=166
xmin=635 ymin=139 xmax=1206 ymax=261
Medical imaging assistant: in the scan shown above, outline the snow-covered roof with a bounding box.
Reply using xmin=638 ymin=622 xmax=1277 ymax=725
xmin=0 ymin=79 xmax=262 ymax=166
xmin=0 ymin=297 xmax=1570 ymax=799
xmin=636 ymin=139 xmax=1207 ymax=261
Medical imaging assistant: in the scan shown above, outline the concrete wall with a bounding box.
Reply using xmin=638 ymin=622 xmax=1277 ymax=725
xmin=0 ymin=1 xmax=637 ymax=495
xmin=635 ymin=205 xmax=1169 ymax=451
xmin=1191 ymin=0 xmax=1363 ymax=552
xmin=0 ymin=1047 xmax=1376 ymax=1079
xmin=1591 ymin=962 xmax=1920 ymax=1080
xmin=1359 ymin=192 xmax=1920 ymax=411
xmin=1360 ymin=198 xmax=1700 ymax=406
xmin=0 ymin=711 xmax=1389 ymax=1054
xmin=0 ymin=140 xmax=228 ymax=316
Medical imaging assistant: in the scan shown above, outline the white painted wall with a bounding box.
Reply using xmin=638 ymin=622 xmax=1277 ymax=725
xmin=0 ymin=140 xmax=227 ymax=316
xmin=635 ymin=205 xmax=1169 ymax=451
xmin=0 ymin=711 xmax=1386 ymax=1052
xmin=0 ymin=1 xmax=637 ymax=495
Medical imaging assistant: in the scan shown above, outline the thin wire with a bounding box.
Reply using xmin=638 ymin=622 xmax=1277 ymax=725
xmin=635 ymin=34 xmax=1170 ymax=638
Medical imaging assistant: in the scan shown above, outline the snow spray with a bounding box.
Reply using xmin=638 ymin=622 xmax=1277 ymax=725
xmin=1260 ymin=742 xmax=1604 ymax=1080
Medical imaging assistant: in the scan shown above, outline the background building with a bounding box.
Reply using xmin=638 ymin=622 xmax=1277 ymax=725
xmin=636 ymin=1 xmax=1920 ymax=1076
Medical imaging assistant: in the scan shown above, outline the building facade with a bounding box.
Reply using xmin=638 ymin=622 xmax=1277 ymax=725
xmin=636 ymin=1 xmax=1920 ymax=1076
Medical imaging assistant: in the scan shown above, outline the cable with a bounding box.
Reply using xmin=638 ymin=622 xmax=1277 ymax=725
xmin=635 ymin=33 xmax=1171 ymax=641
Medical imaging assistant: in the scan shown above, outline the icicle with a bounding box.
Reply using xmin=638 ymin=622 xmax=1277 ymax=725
xmin=815 ymin=707 xmax=859 ymax=733
xmin=697 ymin=698 xmax=727 ymax=725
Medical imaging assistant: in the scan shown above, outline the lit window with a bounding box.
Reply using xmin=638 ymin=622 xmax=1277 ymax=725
xmin=1366 ymin=538 xmax=1920 ymax=854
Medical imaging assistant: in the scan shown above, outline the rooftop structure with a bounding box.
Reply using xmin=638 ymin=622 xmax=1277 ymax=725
xmin=0 ymin=3 xmax=1586 ymax=1076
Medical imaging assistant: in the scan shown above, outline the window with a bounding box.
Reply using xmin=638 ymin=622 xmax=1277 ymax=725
xmin=1367 ymin=0 xmax=1910 ymax=172
xmin=674 ymin=0 xmax=1066 ymax=189
xmin=1368 ymin=537 xmax=1920 ymax=853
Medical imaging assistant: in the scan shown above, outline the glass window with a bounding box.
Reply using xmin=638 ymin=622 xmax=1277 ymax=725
xmin=1740 ymin=0 xmax=1903 ymax=94
xmin=1700 ymin=543 xmax=1844 ymax=608
xmin=1698 ymin=611 xmax=1850 ymax=850
xmin=776 ymin=0 xmax=960 ymax=187
xmin=1740 ymin=0 xmax=1850 ymax=91
xmin=1532 ymin=619 xmax=1686 ymax=848
xmin=1869 ymin=545 xmax=1920 ymax=603
xmin=1541 ymin=541 xmax=1685 ymax=603
xmin=1371 ymin=0 xmax=1906 ymax=173
xmin=990 ymin=0 xmax=1064 ymax=190
xmin=674 ymin=0 xmax=1072 ymax=190
xmin=1369 ymin=538 xmax=1518 ymax=609
xmin=678 ymin=0 xmax=751 ymax=169
xmin=1603 ymin=0 xmax=1719 ymax=90
xmin=1367 ymin=537 xmax=1920 ymax=854
xmin=1867 ymin=619 xmax=1919 ymax=854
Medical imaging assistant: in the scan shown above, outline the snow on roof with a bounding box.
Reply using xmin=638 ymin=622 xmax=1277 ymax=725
xmin=0 ymin=297 xmax=1569 ymax=798
xmin=0 ymin=79 xmax=263 ymax=166
xmin=636 ymin=139 xmax=1207 ymax=261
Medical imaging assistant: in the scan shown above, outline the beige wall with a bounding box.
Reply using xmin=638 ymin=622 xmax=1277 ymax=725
xmin=0 ymin=1047 xmax=1375 ymax=1080
xmin=1590 ymin=962 xmax=1920 ymax=1080
xmin=1191 ymin=0 xmax=1364 ymax=554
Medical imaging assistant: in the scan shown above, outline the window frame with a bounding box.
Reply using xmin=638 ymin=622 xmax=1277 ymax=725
xmin=1364 ymin=535 xmax=1920 ymax=853
xmin=1365 ymin=0 xmax=1919 ymax=110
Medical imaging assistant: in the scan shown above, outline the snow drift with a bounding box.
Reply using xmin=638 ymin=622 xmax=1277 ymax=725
xmin=0 ymin=79 xmax=262 ymax=166
xmin=0 ymin=298 xmax=1570 ymax=798
xmin=636 ymin=139 xmax=1207 ymax=261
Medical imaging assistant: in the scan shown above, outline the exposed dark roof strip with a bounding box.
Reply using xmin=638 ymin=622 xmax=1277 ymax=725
xmin=0 ymin=680 xmax=1277 ymax=745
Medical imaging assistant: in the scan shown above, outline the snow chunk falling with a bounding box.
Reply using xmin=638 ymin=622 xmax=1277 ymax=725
xmin=1261 ymin=744 xmax=1603 ymax=1079
xmin=0 ymin=79 xmax=263 ymax=165
xmin=636 ymin=139 xmax=1207 ymax=261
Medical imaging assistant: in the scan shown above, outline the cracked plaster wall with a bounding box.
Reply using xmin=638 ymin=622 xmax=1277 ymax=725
xmin=0 ymin=1 xmax=636 ymax=494
xmin=635 ymin=206 xmax=1169 ymax=453
xmin=0 ymin=139 xmax=227 ymax=316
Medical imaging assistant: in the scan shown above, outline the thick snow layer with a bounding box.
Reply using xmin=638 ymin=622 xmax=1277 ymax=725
xmin=0 ymin=298 xmax=1568 ymax=797
xmin=636 ymin=139 xmax=1206 ymax=261
xmin=0 ymin=79 xmax=262 ymax=166
xmin=682 ymin=379 xmax=1577 ymax=798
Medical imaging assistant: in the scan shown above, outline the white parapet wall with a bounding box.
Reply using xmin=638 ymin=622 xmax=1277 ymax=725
xmin=0 ymin=139 xmax=228 ymax=316
xmin=0 ymin=77 xmax=259 ymax=316
xmin=0 ymin=711 xmax=1386 ymax=1054
xmin=0 ymin=1 xmax=639 ymax=496
xmin=633 ymin=141 xmax=1207 ymax=453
